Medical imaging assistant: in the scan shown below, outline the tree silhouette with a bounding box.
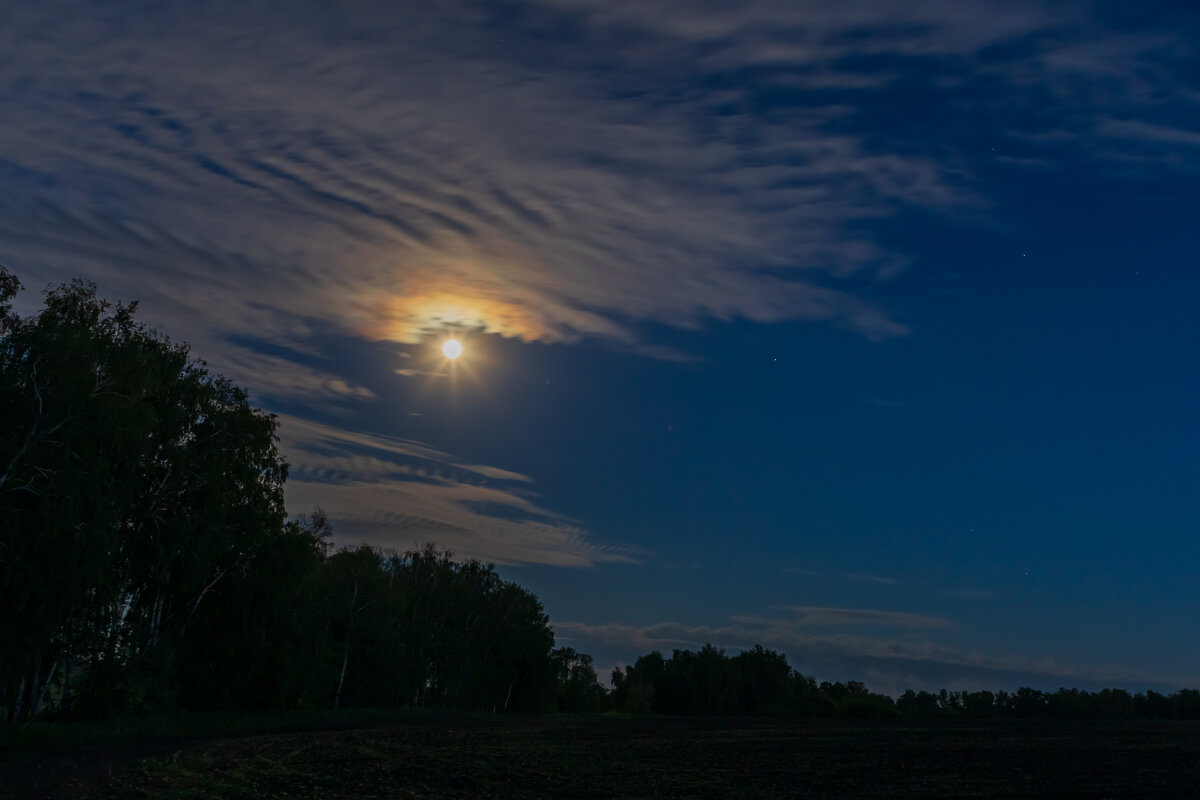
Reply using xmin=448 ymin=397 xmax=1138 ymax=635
xmin=1 ymin=269 xmax=287 ymax=721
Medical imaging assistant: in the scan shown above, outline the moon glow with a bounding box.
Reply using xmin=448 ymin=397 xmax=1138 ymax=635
xmin=442 ymin=338 xmax=463 ymax=359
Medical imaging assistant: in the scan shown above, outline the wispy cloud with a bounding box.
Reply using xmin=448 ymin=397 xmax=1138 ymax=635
xmin=3 ymin=0 xmax=1193 ymax=396
xmin=783 ymin=567 xmax=899 ymax=586
xmin=781 ymin=606 xmax=951 ymax=629
xmin=842 ymin=573 xmax=899 ymax=586
xmin=0 ymin=0 xmax=916 ymax=363
xmin=217 ymin=350 xmax=375 ymax=403
xmin=277 ymin=414 xmax=639 ymax=567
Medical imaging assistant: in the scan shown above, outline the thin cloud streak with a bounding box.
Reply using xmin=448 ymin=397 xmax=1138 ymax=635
xmin=783 ymin=567 xmax=899 ymax=587
xmin=782 ymin=606 xmax=952 ymax=629
xmin=277 ymin=414 xmax=639 ymax=567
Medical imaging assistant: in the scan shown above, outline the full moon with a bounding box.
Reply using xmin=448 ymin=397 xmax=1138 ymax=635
xmin=442 ymin=338 xmax=463 ymax=359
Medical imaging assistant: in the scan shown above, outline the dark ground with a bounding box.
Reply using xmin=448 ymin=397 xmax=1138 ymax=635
xmin=5 ymin=715 xmax=1200 ymax=799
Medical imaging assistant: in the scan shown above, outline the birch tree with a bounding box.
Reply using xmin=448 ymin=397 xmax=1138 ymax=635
xmin=0 ymin=269 xmax=288 ymax=722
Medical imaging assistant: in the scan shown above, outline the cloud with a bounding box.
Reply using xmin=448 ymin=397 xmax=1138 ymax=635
xmin=1097 ymin=119 xmax=1200 ymax=150
xmin=0 ymin=0 xmax=921 ymax=363
xmin=459 ymin=464 xmax=536 ymax=483
xmin=783 ymin=567 xmax=900 ymax=586
xmin=841 ymin=572 xmax=899 ymax=586
xmin=276 ymin=414 xmax=639 ymax=567
xmin=216 ymin=349 xmax=375 ymax=402
xmin=3 ymin=0 xmax=1193 ymax=394
xmin=781 ymin=606 xmax=952 ymax=629
xmin=394 ymin=369 xmax=448 ymax=378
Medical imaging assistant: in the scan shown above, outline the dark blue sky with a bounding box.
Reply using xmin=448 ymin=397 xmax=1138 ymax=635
xmin=3 ymin=0 xmax=1198 ymax=693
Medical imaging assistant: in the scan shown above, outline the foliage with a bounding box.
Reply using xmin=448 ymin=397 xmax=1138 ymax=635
xmin=1 ymin=269 xmax=287 ymax=723
xmin=316 ymin=543 xmax=556 ymax=713
xmin=610 ymin=644 xmax=892 ymax=717
xmin=550 ymin=647 xmax=606 ymax=712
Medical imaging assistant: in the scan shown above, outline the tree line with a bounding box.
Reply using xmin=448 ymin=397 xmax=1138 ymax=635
xmin=606 ymin=644 xmax=1200 ymax=720
xmin=3 ymin=268 xmax=1197 ymax=725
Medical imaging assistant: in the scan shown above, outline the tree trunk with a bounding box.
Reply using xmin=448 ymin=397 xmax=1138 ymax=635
xmin=148 ymin=592 xmax=164 ymax=650
xmin=333 ymin=648 xmax=350 ymax=710
xmin=11 ymin=675 xmax=26 ymax=724
xmin=31 ymin=660 xmax=57 ymax=721
xmin=61 ymin=657 xmax=75 ymax=716
xmin=333 ymin=581 xmax=359 ymax=710
xmin=180 ymin=565 xmax=232 ymax=640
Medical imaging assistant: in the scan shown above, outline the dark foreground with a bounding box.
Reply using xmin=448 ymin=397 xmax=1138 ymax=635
xmin=6 ymin=715 xmax=1200 ymax=799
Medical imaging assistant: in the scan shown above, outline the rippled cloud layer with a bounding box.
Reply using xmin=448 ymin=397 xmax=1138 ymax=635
xmin=1 ymin=0 xmax=1196 ymax=564
xmin=5 ymin=0 xmax=1194 ymax=371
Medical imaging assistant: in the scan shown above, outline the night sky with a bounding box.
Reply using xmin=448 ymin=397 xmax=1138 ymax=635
xmin=4 ymin=0 xmax=1199 ymax=695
